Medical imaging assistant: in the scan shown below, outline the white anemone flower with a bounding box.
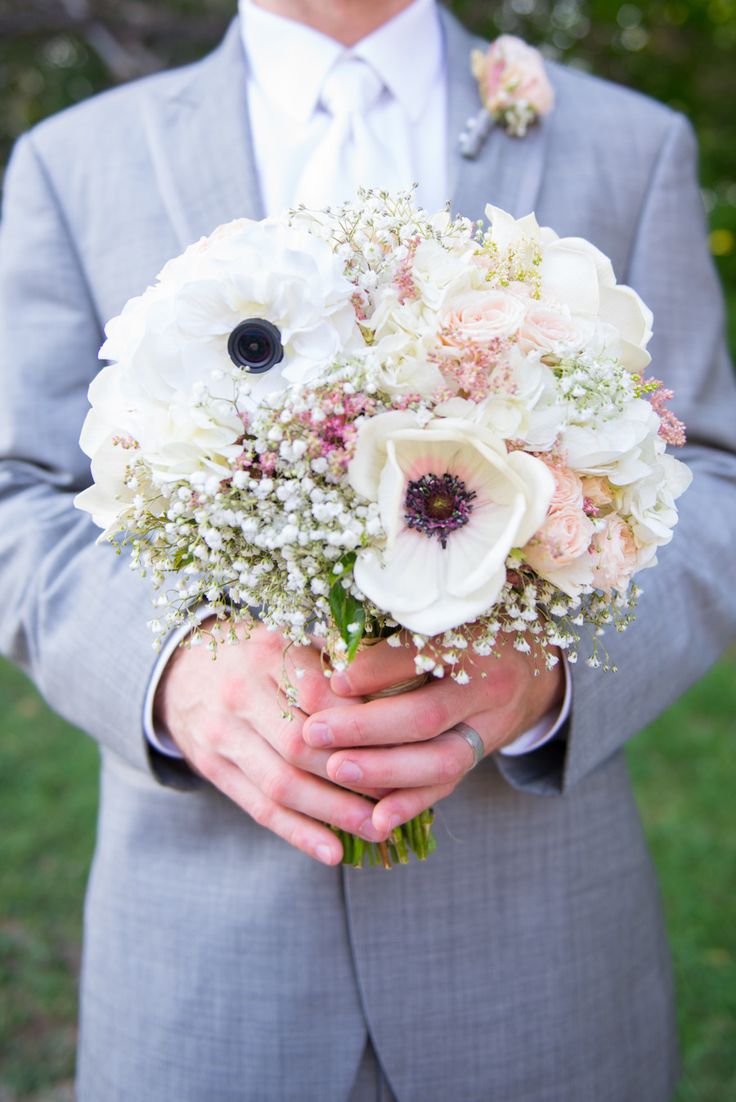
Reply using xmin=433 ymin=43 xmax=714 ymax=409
xmin=348 ymin=410 xmax=555 ymax=635
xmin=78 ymin=216 xmax=361 ymax=512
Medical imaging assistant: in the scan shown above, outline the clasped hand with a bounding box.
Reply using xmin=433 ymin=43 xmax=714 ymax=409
xmin=156 ymin=620 xmax=563 ymax=866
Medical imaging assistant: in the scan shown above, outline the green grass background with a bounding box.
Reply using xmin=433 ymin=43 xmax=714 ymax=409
xmin=1 ymin=650 xmax=735 ymax=1100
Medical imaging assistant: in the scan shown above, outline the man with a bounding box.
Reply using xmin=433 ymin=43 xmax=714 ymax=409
xmin=1 ymin=1 xmax=735 ymax=1099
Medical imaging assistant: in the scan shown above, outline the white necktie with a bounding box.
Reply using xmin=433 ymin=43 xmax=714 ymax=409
xmin=295 ymin=56 xmax=405 ymax=209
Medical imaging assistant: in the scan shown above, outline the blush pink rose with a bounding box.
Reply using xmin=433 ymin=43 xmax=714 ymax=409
xmin=475 ymin=36 xmax=555 ymax=117
xmin=581 ymin=475 xmax=615 ymax=515
xmin=549 ymin=465 xmax=585 ymax=511
xmin=590 ymin=514 xmax=638 ymax=593
xmin=441 ymin=289 xmax=526 ymax=344
xmin=524 ymin=504 xmax=596 ymax=571
xmin=519 ymin=303 xmax=585 ymax=353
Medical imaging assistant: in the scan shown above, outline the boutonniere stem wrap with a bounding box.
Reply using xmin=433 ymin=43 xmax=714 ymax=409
xmin=460 ymin=35 xmax=554 ymax=158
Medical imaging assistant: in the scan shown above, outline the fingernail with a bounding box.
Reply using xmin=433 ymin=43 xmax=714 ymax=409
xmin=335 ymin=761 xmax=362 ymax=783
xmin=315 ymin=844 xmax=335 ymax=865
xmin=358 ymin=817 xmax=381 ymax=842
xmin=331 ymin=671 xmax=351 ymax=694
xmin=307 ymin=722 xmax=333 ymax=747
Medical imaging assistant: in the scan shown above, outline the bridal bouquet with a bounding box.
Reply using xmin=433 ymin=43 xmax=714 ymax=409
xmin=76 ymin=191 xmax=691 ymax=865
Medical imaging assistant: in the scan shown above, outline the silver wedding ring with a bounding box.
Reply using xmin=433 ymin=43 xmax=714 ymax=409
xmin=450 ymin=722 xmax=485 ymax=769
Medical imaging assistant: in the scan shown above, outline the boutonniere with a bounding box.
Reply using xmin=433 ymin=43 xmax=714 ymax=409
xmin=459 ymin=35 xmax=555 ymax=159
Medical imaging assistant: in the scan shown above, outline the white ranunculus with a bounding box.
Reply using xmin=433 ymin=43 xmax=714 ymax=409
xmin=541 ymin=237 xmax=653 ymax=372
xmin=484 ymin=205 xmax=653 ymax=373
xmin=367 ymin=293 xmax=439 ymax=378
xmin=366 ymin=346 xmax=446 ymax=399
xmin=348 ymin=410 xmax=554 ymax=635
xmin=410 ymin=238 xmax=475 ymax=311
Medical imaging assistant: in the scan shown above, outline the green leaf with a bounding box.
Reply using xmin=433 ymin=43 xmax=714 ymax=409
xmin=328 ymin=554 xmax=366 ymax=662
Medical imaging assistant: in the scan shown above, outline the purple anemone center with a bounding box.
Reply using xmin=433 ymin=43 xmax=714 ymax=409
xmin=404 ymin=472 xmax=476 ymax=549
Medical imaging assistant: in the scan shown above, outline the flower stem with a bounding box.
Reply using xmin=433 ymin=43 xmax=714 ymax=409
xmin=331 ymin=811 xmax=436 ymax=868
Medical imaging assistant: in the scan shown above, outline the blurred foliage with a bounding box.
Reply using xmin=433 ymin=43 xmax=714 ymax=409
xmin=0 ymin=0 xmax=734 ymax=296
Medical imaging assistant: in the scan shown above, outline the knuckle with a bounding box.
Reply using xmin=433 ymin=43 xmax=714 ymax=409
xmin=261 ymin=765 xmax=297 ymax=806
xmin=248 ymin=797 xmax=274 ymax=829
xmin=436 ymin=746 xmax=465 ymax=785
xmin=280 ymin=726 xmax=307 ymax=765
xmin=195 ymin=751 xmax=223 ymax=784
xmin=262 ymin=630 xmax=286 ymax=663
xmin=414 ymin=698 xmax=449 ymax=738
xmin=297 ymin=673 xmax=324 ymax=715
xmin=490 ymin=668 xmax=517 ymax=709
xmin=203 ymin=720 xmax=229 ymax=754
xmin=286 ymin=826 xmax=314 ymax=856
xmin=220 ymin=675 xmax=246 ymax=714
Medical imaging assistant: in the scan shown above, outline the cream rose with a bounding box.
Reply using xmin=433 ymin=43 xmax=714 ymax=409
xmin=519 ymin=302 xmax=585 ymax=353
xmin=440 ymin=289 xmax=526 ymax=344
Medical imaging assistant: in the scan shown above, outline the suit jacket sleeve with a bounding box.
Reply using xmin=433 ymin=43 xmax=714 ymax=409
xmin=496 ymin=113 xmax=736 ymax=796
xmin=0 ymin=133 xmax=196 ymax=789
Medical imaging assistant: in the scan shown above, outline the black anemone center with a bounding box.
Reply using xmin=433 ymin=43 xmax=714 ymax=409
xmin=404 ymin=472 xmax=476 ymax=548
xmin=227 ymin=318 xmax=284 ymax=373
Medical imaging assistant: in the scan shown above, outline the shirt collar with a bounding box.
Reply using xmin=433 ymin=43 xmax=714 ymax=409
xmin=239 ymin=0 xmax=443 ymax=124
xmin=355 ymin=0 xmax=443 ymax=123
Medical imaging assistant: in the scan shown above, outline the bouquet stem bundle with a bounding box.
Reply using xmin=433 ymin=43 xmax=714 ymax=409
xmin=333 ymin=809 xmax=436 ymax=869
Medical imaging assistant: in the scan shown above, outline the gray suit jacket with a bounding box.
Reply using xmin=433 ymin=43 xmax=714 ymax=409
xmin=1 ymin=9 xmax=736 ymax=1101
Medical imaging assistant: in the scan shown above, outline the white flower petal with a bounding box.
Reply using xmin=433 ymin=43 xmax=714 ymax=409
xmin=354 ymin=530 xmax=442 ymax=612
xmin=541 ymin=243 xmax=600 ymax=316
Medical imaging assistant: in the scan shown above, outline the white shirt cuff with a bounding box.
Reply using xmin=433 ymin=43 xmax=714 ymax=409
xmin=498 ymin=652 xmax=572 ymax=757
xmin=143 ymin=607 xmax=216 ymax=759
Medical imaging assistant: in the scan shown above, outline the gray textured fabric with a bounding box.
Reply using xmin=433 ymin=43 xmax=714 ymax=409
xmin=347 ymin=1043 xmax=397 ymax=1102
xmin=1 ymin=7 xmax=735 ymax=1101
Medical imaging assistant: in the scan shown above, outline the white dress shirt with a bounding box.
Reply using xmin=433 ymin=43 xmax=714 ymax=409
xmin=144 ymin=0 xmax=570 ymax=758
xmin=241 ymin=0 xmax=448 ymax=214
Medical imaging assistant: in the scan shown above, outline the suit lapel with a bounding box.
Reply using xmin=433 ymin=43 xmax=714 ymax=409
xmin=440 ymin=6 xmax=549 ymax=223
xmin=140 ymin=20 xmax=264 ymax=251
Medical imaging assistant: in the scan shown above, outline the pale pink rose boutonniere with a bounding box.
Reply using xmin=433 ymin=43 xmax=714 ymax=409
xmin=460 ymin=35 xmax=555 ymax=158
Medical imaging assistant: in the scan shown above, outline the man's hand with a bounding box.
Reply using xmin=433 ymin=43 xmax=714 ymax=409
xmin=302 ymin=636 xmax=565 ymax=836
xmin=154 ymin=619 xmax=389 ymax=865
